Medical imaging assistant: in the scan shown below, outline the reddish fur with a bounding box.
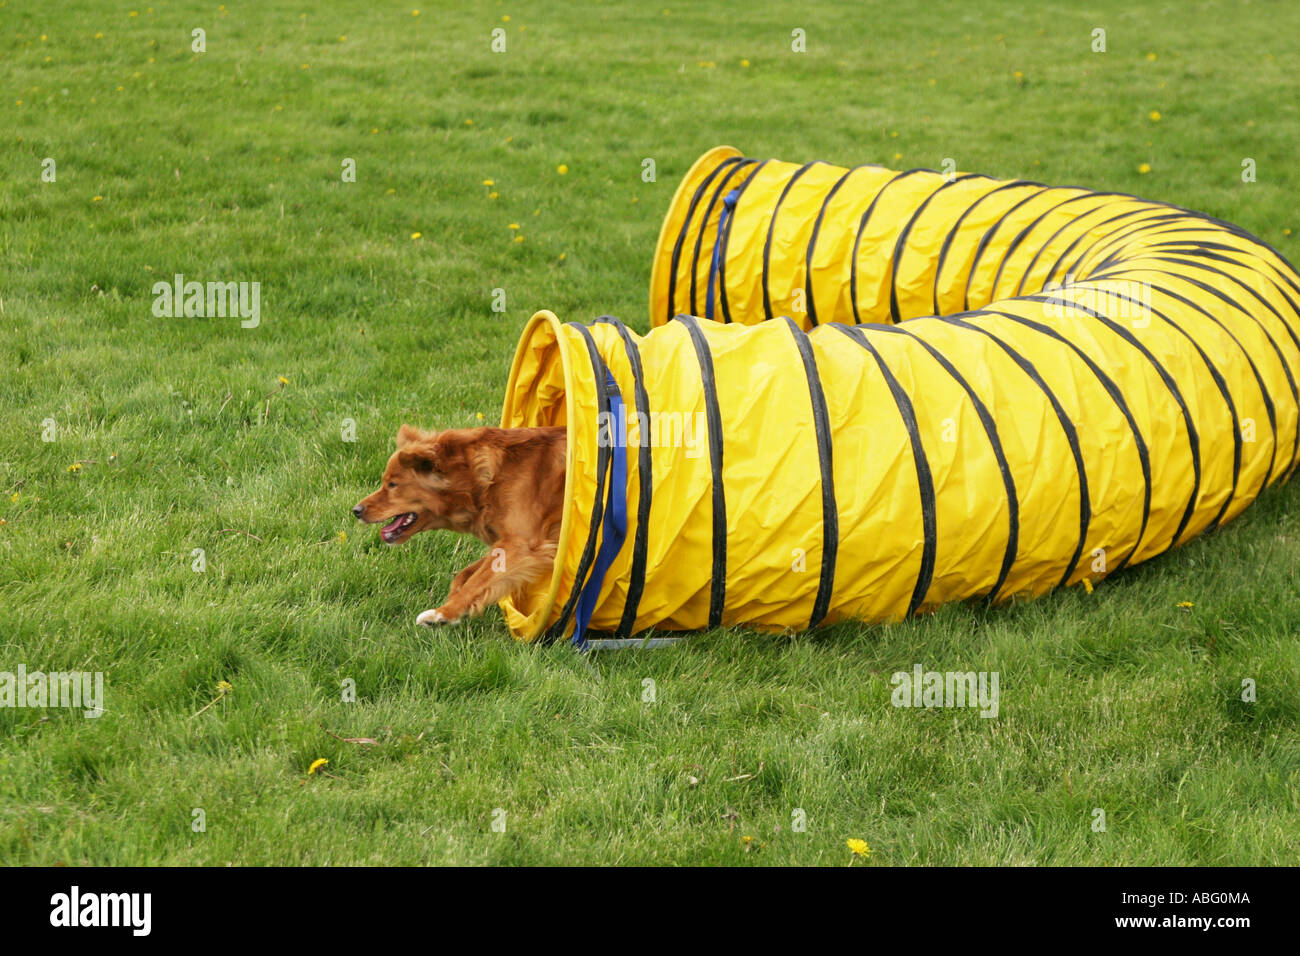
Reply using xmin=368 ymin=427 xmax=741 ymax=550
xmin=354 ymin=423 xmax=566 ymax=625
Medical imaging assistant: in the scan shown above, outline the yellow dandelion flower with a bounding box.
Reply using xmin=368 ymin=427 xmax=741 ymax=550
xmin=273 ymin=105 xmax=283 ymax=111
xmin=92 ymin=195 xmax=103 ymax=202
xmin=9 ymin=492 xmax=19 ymax=503
xmin=488 ymin=191 xmax=499 ymax=199
xmin=217 ymin=680 xmax=233 ymax=693
xmin=464 ymin=119 xmax=473 ymax=126
xmin=557 ymin=164 xmax=568 ymax=175
xmin=1148 ymin=110 xmax=1162 ymax=122
xmin=337 ymin=530 xmax=347 ymax=542
xmin=846 ymin=838 xmax=870 ymax=857
xmin=386 ymin=188 xmax=396 ymax=195
xmin=1138 ymin=162 xmax=1151 ymax=174
xmin=130 ymin=10 xmax=138 ymax=16
xmin=1176 ymin=601 xmax=1194 ymax=609
xmin=412 ymin=9 xmax=420 ymax=16
xmin=308 ymin=758 xmax=329 ymax=775
xmin=502 ymin=14 xmax=510 ymax=21
xmin=514 ymin=234 xmax=525 ymax=243
xmin=482 ymin=179 xmax=495 ymax=186
xmin=1013 ymin=70 xmax=1024 ymax=80
xmin=1284 ymin=228 xmax=1292 ymax=236
xmin=559 ymin=252 xmax=567 ymax=261
xmin=40 ymin=34 xmax=47 ymax=41
xmin=740 ymin=58 xmax=750 ymax=67
xmin=1146 ymin=51 xmax=1157 ymax=61
xmin=476 ymin=412 xmax=485 ymax=421
xmin=300 ymin=63 xmax=309 ymax=70
xmin=277 ymin=376 xmax=288 ymax=384
xmin=95 ymin=32 xmax=104 ymax=39
xmin=116 ymin=85 xmax=124 ymax=91
xmin=67 ymin=463 xmax=82 ymax=473
xmin=893 ymin=152 xmax=902 ymax=161
xmin=410 ymin=231 xmax=422 ymax=239
xmin=508 ymin=222 xmax=520 ymax=229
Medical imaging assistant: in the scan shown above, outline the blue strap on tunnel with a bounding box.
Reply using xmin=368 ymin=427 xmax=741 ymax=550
xmin=572 ymin=370 xmax=629 ymax=650
xmin=706 ymin=189 xmax=740 ymax=320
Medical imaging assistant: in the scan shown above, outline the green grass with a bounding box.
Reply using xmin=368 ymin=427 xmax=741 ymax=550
xmin=2 ymin=0 xmax=1298 ymax=865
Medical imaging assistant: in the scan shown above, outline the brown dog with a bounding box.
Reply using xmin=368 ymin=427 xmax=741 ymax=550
xmin=353 ymin=424 xmax=566 ymax=626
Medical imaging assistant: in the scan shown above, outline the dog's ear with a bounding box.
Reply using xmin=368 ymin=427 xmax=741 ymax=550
xmin=395 ymin=423 xmax=426 ymax=449
xmin=468 ymin=442 xmax=503 ymax=488
xmin=397 ymin=438 xmax=440 ymax=476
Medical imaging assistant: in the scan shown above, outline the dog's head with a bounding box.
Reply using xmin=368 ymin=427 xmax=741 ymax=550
xmin=353 ymin=424 xmax=499 ymax=545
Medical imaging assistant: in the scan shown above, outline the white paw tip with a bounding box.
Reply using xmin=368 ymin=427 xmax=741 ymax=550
xmin=416 ymin=609 xmax=459 ymax=627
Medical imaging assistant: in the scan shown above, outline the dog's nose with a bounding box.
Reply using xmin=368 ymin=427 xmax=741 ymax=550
xmin=352 ymin=504 xmax=364 ymax=518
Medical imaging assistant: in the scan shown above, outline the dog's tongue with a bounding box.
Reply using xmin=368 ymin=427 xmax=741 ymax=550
xmin=382 ymin=515 xmax=406 ymax=535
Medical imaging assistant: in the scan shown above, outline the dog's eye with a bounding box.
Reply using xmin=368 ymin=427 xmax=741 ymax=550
xmin=388 ymin=481 xmax=397 ymax=488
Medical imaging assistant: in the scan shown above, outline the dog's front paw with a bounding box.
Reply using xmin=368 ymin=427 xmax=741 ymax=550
xmin=416 ymin=607 xmax=462 ymax=627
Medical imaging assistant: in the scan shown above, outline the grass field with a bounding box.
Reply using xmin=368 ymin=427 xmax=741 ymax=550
xmin=2 ymin=0 xmax=1298 ymax=865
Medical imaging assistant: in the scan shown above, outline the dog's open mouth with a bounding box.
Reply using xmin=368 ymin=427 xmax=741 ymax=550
xmin=380 ymin=512 xmax=418 ymax=543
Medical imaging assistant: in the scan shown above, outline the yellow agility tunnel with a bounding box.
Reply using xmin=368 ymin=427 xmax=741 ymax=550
xmin=499 ymin=149 xmax=1300 ymax=644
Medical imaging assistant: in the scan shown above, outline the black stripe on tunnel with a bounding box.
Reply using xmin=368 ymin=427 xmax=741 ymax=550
xmin=781 ymin=317 xmax=839 ymax=628
xmin=690 ymin=160 xmax=758 ymax=318
xmin=988 ymin=192 xmax=1131 ymax=301
xmin=984 ymin=308 xmax=1156 ymax=573
xmin=1014 ymin=201 xmax=1153 ymax=295
xmin=594 ymin=316 xmax=653 ymax=638
xmin=673 ymin=315 xmax=728 ymax=629
xmin=961 ymin=186 xmax=1055 ymax=311
xmin=1035 ymin=284 xmax=1241 ymax=538
xmin=762 ymin=161 xmax=821 ymax=322
xmin=666 ymin=157 xmax=744 ymax=325
xmin=830 ymin=323 xmax=937 ymax=617
xmin=544 ymin=324 xmax=614 ymax=644
xmin=1091 ymin=269 xmax=1281 ymax=495
xmin=1017 ymin=296 xmax=1206 ymax=554
xmin=717 ymin=160 xmax=771 ymax=324
xmin=941 ymin=315 xmax=1092 ymax=591
xmin=848 ymin=169 xmax=932 ymax=324
xmin=888 ymin=172 xmax=985 ymax=322
xmin=803 ymin=164 xmax=883 ymax=327
xmin=868 ymin=323 xmax=1021 ymax=602
xmin=930 ymin=180 xmax=1046 ymax=316
xmin=595 ymin=317 xmax=655 ymax=639
xmin=1152 ymin=259 xmax=1300 ymax=473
